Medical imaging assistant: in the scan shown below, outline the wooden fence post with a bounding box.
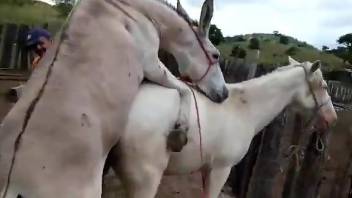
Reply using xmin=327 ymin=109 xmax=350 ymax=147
xmin=225 ymin=56 xmax=263 ymax=198
xmin=0 ymin=23 xmax=32 ymax=71
xmin=246 ymin=110 xmax=287 ymax=198
xmin=291 ymin=130 xmax=329 ymax=198
xmin=229 ymin=134 xmax=262 ymax=198
xmin=0 ymin=23 xmax=18 ymax=69
xmin=0 ymin=24 xmax=6 ymax=68
xmin=282 ymin=115 xmax=304 ymax=198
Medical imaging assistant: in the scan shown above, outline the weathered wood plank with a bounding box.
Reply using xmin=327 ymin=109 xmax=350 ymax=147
xmin=246 ymin=110 xmax=287 ymax=198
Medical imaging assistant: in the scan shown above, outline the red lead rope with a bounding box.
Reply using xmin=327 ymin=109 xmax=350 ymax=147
xmin=181 ymin=22 xmax=214 ymax=198
xmin=188 ymin=84 xmax=206 ymax=198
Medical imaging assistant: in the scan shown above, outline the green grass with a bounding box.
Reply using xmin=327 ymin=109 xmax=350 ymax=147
xmin=0 ymin=2 xmax=64 ymax=29
xmin=217 ymin=34 xmax=345 ymax=71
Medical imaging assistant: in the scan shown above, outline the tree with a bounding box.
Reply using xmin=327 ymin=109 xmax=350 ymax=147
xmin=329 ymin=46 xmax=352 ymax=64
xmin=337 ymin=33 xmax=352 ymax=51
xmin=322 ymin=45 xmax=329 ymax=51
xmin=279 ymin=35 xmax=289 ymax=45
xmin=248 ymin=37 xmax=260 ymax=50
xmin=209 ymin=24 xmax=224 ymax=45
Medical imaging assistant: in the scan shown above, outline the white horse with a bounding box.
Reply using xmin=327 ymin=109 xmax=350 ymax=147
xmin=111 ymin=58 xmax=337 ymax=198
xmin=0 ymin=0 xmax=227 ymax=197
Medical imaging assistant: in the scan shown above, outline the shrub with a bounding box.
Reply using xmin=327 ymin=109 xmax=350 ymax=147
xmin=233 ymin=35 xmax=246 ymax=42
xmin=231 ymin=45 xmax=246 ymax=59
xmin=286 ymin=46 xmax=299 ymax=55
xmin=231 ymin=45 xmax=240 ymax=57
xmin=279 ymin=35 xmax=289 ymax=45
xmin=238 ymin=49 xmax=247 ymax=59
xmin=248 ymin=37 xmax=260 ymax=50
xmin=54 ymin=3 xmax=73 ymax=17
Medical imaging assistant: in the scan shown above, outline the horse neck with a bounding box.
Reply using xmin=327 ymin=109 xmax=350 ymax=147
xmin=128 ymin=0 xmax=187 ymax=43
xmin=227 ymin=67 xmax=306 ymax=134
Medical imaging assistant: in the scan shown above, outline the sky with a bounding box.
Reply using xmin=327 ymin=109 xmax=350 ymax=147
xmin=169 ymin=0 xmax=352 ymax=49
xmin=35 ymin=0 xmax=56 ymax=5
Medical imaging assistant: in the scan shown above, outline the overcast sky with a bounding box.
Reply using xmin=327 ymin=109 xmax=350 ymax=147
xmin=169 ymin=0 xmax=352 ymax=49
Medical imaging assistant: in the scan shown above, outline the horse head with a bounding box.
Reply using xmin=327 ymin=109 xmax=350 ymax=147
xmin=289 ymin=57 xmax=337 ymax=129
xmin=161 ymin=0 xmax=228 ymax=103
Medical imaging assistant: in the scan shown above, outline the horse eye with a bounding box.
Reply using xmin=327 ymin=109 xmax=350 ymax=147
xmin=212 ymin=53 xmax=219 ymax=60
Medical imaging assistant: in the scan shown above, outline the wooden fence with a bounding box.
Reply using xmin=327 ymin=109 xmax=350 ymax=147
xmin=222 ymin=59 xmax=352 ymax=198
xmin=0 ymin=40 xmax=351 ymax=198
xmin=328 ymin=80 xmax=352 ymax=104
xmin=0 ymin=23 xmax=32 ymax=70
xmin=145 ymin=55 xmax=352 ymax=198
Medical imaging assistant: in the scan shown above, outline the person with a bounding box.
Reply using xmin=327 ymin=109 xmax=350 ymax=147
xmin=25 ymin=27 xmax=53 ymax=70
xmin=7 ymin=28 xmax=53 ymax=102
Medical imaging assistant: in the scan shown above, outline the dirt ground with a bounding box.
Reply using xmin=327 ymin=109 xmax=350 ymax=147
xmin=102 ymin=170 xmax=236 ymax=198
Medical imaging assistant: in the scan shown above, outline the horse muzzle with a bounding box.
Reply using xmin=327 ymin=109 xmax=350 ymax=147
xmin=208 ymin=86 xmax=228 ymax=103
xmin=315 ymin=110 xmax=338 ymax=130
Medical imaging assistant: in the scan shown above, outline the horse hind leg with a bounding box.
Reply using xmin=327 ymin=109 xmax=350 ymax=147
xmin=203 ymin=167 xmax=232 ymax=198
xmin=109 ymin=145 xmax=167 ymax=198
xmin=118 ymin=163 xmax=164 ymax=198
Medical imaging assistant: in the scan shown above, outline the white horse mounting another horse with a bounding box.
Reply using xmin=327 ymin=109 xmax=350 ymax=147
xmin=111 ymin=57 xmax=337 ymax=198
xmin=0 ymin=0 xmax=227 ymax=197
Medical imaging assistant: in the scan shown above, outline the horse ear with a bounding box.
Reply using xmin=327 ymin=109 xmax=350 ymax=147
xmin=177 ymin=0 xmax=188 ymax=18
xmin=198 ymin=0 xmax=214 ymax=37
xmin=310 ymin=60 xmax=321 ymax=73
xmin=288 ymin=56 xmax=300 ymax=65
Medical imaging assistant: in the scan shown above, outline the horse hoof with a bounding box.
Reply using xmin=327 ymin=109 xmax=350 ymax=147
xmin=167 ymin=129 xmax=188 ymax=152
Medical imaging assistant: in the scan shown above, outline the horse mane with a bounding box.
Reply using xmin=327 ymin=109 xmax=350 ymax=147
xmin=238 ymin=62 xmax=322 ymax=90
xmin=155 ymin=0 xmax=198 ymax=26
xmin=236 ymin=63 xmax=306 ymax=88
xmin=275 ymin=64 xmax=298 ymax=72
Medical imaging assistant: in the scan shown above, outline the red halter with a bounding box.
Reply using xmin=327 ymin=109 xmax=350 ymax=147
xmin=179 ymin=25 xmax=217 ymax=198
xmin=179 ymin=26 xmax=217 ymax=84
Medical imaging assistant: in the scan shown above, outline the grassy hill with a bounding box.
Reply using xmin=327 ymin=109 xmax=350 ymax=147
xmin=0 ymin=1 xmax=64 ymax=32
xmin=217 ymin=33 xmax=345 ymax=71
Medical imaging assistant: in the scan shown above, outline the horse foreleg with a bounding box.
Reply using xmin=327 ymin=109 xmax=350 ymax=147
xmin=203 ymin=167 xmax=232 ymax=198
xmin=143 ymin=60 xmax=191 ymax=152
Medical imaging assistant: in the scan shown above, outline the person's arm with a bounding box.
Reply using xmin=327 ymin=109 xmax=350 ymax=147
xmin=31 ymin=56 xmax=41 ymax=70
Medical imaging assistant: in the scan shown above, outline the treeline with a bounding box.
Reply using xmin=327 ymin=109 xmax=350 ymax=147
xmin=323 ymin=33 xmax=352 ymax=65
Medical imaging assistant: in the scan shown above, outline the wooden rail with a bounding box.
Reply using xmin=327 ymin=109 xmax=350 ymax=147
xmin=328 ymin=80 xmax=352 ymax=104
